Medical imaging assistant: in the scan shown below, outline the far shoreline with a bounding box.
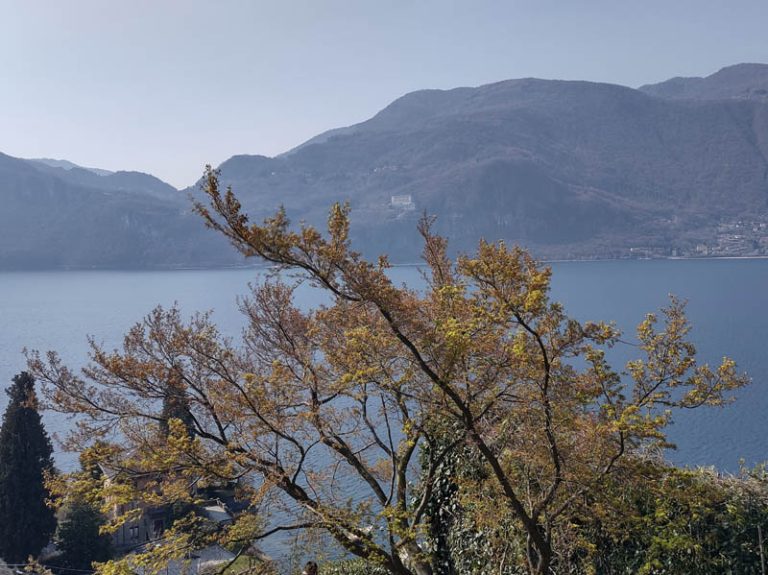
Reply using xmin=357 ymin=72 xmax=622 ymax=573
xmin=3 ymin=254 xmax=768 ymax=273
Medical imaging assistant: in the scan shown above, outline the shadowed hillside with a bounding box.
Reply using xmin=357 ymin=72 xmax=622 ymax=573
xmin=189 ymin=63 xmax=768 ymax=261
xmin=4 ymin=63 xmax=768 ymax=268
xmin=0 ymin=154 xmax=237 ymax=269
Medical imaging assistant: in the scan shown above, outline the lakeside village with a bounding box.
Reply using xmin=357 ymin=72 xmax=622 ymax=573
xmin=387 ymin=195 xmax=768 ymax=261
xmin=629 ymin=215 xmax=768 ymax=259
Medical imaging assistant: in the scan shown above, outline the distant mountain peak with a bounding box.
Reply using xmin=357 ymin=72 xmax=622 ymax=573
xmin=28 ymin=157 xmax=114 ymax=177
xmin=289 ymin=76 xmax=644 ymax=155
xmin=713 ymin=62 xmax=768 ymax=75
xmin=22 ymin=156 xmax=179 ymax=200
xmin=639 ymin=62 xmax=768 ymax=101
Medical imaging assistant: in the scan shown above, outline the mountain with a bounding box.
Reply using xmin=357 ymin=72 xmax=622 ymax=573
xmin=5 ymin=62 xmax=768 ymax=269
xmin=639 ymin=63 xmax=768 ymax=101
xmin=26 ymin=159 xmax=179 ymax=201
xmin=188 ymin=63 xmax=768 ymax=261
xmin=0 ymin=153 xmax=237 ymax=269
xmin=28 ymin=158 xmax=114 ymax=176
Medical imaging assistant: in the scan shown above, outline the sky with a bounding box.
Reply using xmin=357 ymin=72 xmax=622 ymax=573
xmin=1 ymin=0 xmax=767 ymax=188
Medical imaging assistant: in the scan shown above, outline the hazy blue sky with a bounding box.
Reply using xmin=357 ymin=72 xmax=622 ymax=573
xmin=1 ymin=0 xmax=766 ymax=187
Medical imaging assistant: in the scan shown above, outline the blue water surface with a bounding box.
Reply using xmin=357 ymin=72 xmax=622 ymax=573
xmin=0 ymin=259 xmax=766 ymax=473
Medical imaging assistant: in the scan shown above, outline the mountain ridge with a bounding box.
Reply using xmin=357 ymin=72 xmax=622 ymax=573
xmin=190 ymin=63 xmax=768 ymax=261
xmin=4 ymin=62 xmax=768 ymax=268
xmin=639 ymin=63 xmax=768 ymax=101
xmin=0 ymin=152 xmax=237 ymax=269
xmin=28 ymin=158 xmax=114 ymax=176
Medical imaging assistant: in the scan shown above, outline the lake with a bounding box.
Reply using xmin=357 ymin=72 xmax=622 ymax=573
xmin=1 ymin=259 xmax=766 ymax=474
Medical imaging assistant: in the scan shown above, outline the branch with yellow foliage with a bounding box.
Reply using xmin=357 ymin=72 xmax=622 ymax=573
xmin=28 ymin=167 xmax=749 ymax=575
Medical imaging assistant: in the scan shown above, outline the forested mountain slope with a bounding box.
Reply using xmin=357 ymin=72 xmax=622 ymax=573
xmin=4 ymin=63 xmax=768 ymax=268
xmin=0 ymin=153 xmax=235 ymax=269
xmin=195 ymin=63 xmax=768 ymax=261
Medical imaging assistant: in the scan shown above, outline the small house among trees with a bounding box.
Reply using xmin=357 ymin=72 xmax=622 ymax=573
xmin=99 ymin=462 xmax=241 ymax=552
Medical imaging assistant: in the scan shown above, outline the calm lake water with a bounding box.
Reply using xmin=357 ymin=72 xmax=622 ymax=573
xmin=0 ymin=259 xmax=766 ymax=474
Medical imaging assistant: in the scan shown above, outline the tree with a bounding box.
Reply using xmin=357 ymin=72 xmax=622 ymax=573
xmin=53 ymin=499 xmax=112 ymax=571
xmin=159 ymin=375 xmax=196 ymax=438
xmin=50 ymin=452 xmax=112 ymax=572
xmin=28 ymin=168 xmax=749 ymax=575
xmin=567 ymin=462 xmax=768 ymax=574
xmin=0 ymin=372 xmax=57 ymax=563
xmin=421 ymin=457 xmax=768 ymax=574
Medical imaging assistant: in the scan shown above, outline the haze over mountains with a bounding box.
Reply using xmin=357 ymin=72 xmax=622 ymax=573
xmin=3 ymin=63 xmax=768 ymax=269
xmin=0 ymin=153 xmax=235 ymax=269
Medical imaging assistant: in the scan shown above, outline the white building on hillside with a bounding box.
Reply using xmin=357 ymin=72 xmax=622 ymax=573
xmin=390 ymin=195 xmax=415 ymax=210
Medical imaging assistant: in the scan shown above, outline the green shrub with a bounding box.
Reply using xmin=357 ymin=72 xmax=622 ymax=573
xmin=322 ymin=559 xmax=390 ymax=575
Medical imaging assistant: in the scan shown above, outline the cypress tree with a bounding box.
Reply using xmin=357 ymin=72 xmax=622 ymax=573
xmin=0 ymin=372 xmax=56 ymax=563
xmin=159 ymin=382 xmax=195 ymax=438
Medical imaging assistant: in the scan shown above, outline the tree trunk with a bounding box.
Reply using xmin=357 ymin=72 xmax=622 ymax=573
xmin=397 ymin=542 xmax=433 ymax=575
xmin=526 ymin=529 xmax=553 ymax=575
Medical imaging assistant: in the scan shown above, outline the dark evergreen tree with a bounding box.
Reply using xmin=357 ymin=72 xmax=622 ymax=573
xmin=53 ymin=500 xmax=112 ymax=571
xmin=0 ymin=372 xmax=56 ymax=563
xmin=159 ymin=381 xmax=195 ymax=438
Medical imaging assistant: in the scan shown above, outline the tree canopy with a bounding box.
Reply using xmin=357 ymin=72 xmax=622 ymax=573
xmin=0 ymin=372 xmax=56 ymax=564
xmin=53 ymin=498 xmax=113 ymax=571
xmin=28 ymin=168 xmax=750 ymax=575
